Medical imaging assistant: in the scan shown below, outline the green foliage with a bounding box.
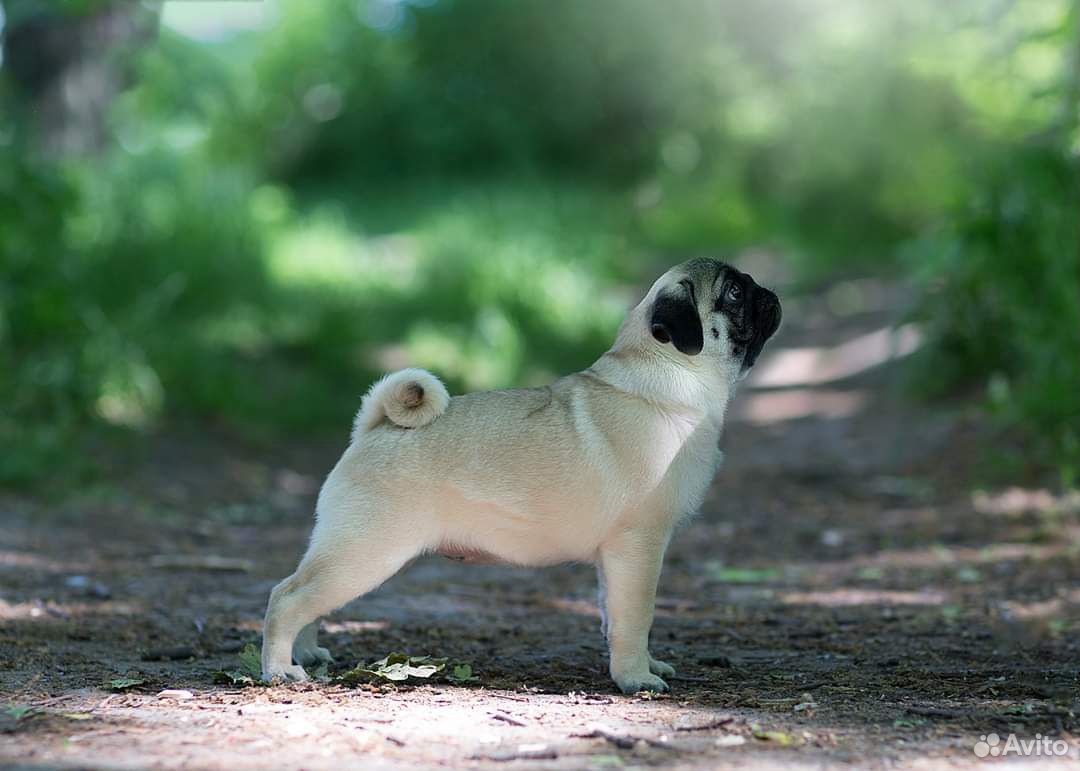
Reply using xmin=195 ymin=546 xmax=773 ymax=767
xmin=218 ymin=0 xmax=729 ymax=180
xmin=905 ymin=142 xmax=1080 ymax=481
xmin=900 ymin=1 xmax=1079 ymax=482
xmin=2 ymin=705 xmax=35 ymax=721
xmin=212 ymin=671 xmax=257 ymax=687
xmin=0 ymin=147 xmax=89 ymax=483
xmin=237 ymin=643 xmax=262 ymax=678
xmin=704 ymin=562 xmax=782 ymax=584
xmin=0 ymin=139 xmax=275 ymax=484
xmin=448 ymin=663 xmax=479 ymax=684
xmin=213 ymin=643 xmax=263 ymax=686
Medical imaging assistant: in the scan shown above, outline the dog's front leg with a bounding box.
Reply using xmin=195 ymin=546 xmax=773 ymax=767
xmin=598 ymin=528 xmax=674 ymax=693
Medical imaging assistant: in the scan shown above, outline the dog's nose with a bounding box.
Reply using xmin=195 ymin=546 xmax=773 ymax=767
xmin=752 ymin=289 xmax=782 ymax=344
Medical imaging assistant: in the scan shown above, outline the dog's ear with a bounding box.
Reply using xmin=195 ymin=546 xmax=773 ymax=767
xmin=742 ymin=289 xmax=781 ymax=369
xmin=650 ymin=292 xmax=703 ymax=356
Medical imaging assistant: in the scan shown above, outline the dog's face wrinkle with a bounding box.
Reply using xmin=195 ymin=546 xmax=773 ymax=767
xmin=722 ymin=278 xmax=755 ymax=346
xmin=678 ymin=278 xmax=697 ymax=309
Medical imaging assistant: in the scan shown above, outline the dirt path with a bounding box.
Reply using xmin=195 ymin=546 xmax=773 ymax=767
xmin=2 ymin=277 xmax=1078 ymax=770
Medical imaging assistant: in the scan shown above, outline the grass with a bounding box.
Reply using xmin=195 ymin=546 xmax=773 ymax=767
xmin=1 ymin=163 xmax=647 ymax=486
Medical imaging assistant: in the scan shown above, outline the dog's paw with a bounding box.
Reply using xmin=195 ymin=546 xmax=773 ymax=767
xmin=648 ymin=656 xmax=675 ymax=678
xmin=293 ymin=644 xmax=334 ymax=667
xmin=262 ymin=664 xmax=309 ymax=684
xmin=613 ymin=670 xmax=670 ymax=695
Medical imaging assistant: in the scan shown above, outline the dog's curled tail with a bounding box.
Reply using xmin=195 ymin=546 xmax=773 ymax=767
xmin=352 ymin=368 xmax=450 ymax=439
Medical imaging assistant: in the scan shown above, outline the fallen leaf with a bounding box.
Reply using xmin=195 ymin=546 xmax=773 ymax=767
xmin=752 ymin=726 xmax=796 ymax=746
xmin=448 ymin=663 xmax=479 ymax=684
xmin=893 ymin=718 xmax=925 ymax=729
xmin=107 ymin=677 xmax=146 ymax=692
xmin=3 ymin=705 xmax=35 ymax=721
xmin=339 ymin=653 xmax=447 ymax=684
xmin=237 ymin=644 xmax=262 ymax=678
xmin=956 ymin=566 xmax=982 ymax=583
xmin=704 ymin=562 xmax=781 ymax=584
xmin=856 ymin=566 xmax=885 ymax=581
xmin=213 ymin=670 xmax=256 ymax=687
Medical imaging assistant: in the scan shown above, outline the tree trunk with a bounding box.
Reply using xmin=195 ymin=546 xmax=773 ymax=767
xmin=2 ymin=0 xmax=160 ymax=155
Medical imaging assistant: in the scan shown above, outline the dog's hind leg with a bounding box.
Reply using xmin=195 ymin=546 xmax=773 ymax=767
xmin=596 ymin=562 xmax=609 ymax=641
xmin=292 ymin=620 xmax=333 ymax=667
xmin=261 ymin=535 xmax=417 ymax=683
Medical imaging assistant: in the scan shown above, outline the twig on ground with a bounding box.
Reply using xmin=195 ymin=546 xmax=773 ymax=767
xmin=905 ymin=706 xmax=971 ymax=719
xmin=574 ymin=726 xmax=677 ymax=750
xmin=29 ymin=694 xmax=80 ymax=708
xmin=674 ymin=715 xmax=735 ymax=732
xmin=471 ymin=743 xmax=557 ymax=762
xmin=491 ymin=712 xmax=529 ymax=727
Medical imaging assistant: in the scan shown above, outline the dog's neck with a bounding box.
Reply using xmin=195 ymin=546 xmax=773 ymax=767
xmin=589 ymin=343 xmax=735 ymax=429
xmin=583 ymin=291 xmax=742 ymax=428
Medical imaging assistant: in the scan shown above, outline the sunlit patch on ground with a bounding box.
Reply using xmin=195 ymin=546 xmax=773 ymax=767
xmin=732 ymin=317 xmax=922 ymax=424
xmin=779 ymin=589 xmax=949 ymax=607
xmin=747 ymin=324 xmax=922 ymax=390
xmin=846 ymin=542 xmax=1075 ymax=570
xmin=321 ymin=620 xmax=391 ymax=634
xmin=972 ymin=488 xmax=1080 ymax=517
xmin=735 ymin=388 xmax=868 ymax=425
xmin=0 ymin=598 xmax=142 ymax=621
xmin=0 ymin=550 xmax=89 ymax=573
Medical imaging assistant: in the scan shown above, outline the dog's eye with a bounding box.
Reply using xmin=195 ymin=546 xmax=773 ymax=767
xmin=725 ymin=283 xmax=743 ymax=304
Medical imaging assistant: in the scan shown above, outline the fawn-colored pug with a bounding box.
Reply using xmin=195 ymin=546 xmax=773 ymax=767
xmin=262 ymin=258 xmax=781 ymax=693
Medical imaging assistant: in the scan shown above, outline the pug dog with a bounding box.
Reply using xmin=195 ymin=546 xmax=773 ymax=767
xmin=262 ymin=258 xmax=781 ymax=693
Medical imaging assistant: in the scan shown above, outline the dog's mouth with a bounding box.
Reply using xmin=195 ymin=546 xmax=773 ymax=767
xmin=728 ymin=326 xmax=754 ymax=345
xmin=723 ymin=314 xmax=754 ymax=348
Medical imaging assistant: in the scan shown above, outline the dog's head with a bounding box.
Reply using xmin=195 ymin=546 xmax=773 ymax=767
xmin=647 ymin=258 xmax=781 ymax=375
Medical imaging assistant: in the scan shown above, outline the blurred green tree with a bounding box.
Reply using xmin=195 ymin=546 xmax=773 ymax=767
xmin=0 ymin=0 xmax=1075 ymax=486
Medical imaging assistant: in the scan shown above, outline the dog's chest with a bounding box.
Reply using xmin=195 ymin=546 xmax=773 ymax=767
xmin=659 ymin=426 xmax=723 ymax=518
xmin=596 ymin=411 xmax=722 ymax=520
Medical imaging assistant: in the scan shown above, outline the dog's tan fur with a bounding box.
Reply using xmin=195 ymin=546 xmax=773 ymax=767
xmin=262 ymin=258 xmax=779 ymax=693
